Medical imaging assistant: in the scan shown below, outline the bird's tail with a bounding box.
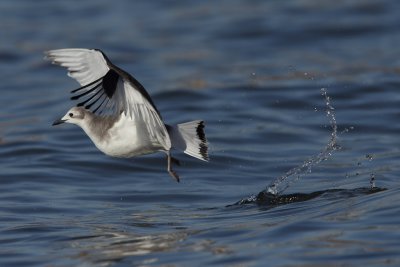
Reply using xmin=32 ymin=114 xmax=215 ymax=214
xmin=168 ymin=120 xmax=209 ymax=161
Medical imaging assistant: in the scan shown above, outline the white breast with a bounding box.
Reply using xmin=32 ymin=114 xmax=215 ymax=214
xmin=82 ymin=114 xmax=167 ymax=158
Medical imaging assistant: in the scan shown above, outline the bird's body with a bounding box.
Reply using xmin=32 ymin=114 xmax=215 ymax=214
xmin=47 ymin=48 xmax=208 ymax=181
xmin=79 ymin=111 xmax=165 ymax=158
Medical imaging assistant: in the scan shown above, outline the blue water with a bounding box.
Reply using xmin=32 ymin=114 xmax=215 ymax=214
xmin=1 ymin=1 xmax=400 ymax=266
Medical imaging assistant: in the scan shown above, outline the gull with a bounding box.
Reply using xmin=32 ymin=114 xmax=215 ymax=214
xmin=45 ymin=48 xmax=208 ymax=182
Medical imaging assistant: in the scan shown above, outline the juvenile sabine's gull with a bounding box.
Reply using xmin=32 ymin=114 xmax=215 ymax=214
xmin=46 ymin=48 xmax=208 ymax=182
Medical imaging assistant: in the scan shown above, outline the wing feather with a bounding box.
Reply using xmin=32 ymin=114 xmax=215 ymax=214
xmin=46 ymin=49 xmax=109 ymax=85
xmin=45 ymin=48 xmax=171 ymax=149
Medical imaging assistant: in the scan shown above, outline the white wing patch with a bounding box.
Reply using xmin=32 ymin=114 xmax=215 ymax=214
xmin=116 ymin=80 xmax=171 ymax=149
xmin=45 ymin=49 xmax=109 ymax=86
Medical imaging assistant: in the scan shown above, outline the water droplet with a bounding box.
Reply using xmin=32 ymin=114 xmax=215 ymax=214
xmin=370 ymin=173 xmax=376 ymax=189
xmin=267 ymin=184 xmax=278 ymax=195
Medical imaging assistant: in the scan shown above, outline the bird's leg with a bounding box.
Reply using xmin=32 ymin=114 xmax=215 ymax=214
xmin=167 ymin=152 xmax=180 ymax=182
xmin=170 ymin=156 xmax=181 ymax=166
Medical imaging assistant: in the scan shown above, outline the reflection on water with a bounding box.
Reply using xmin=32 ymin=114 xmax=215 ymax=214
xmin=72 ymin=230 xmax=191 ymax=265
xmin=69 ymin=223 xmax=234 ymax=266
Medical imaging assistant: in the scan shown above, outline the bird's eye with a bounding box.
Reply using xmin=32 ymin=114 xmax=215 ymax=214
xmin=69 ymin=113 xmax=73 ymax=117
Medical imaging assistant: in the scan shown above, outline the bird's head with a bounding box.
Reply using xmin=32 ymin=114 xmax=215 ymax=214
xmin=52 ymin=106 xmax=87 ymax=126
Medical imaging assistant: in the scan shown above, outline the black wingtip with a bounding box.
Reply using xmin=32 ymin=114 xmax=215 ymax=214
xmin=70 ymin=76 xmax=103 ymax=93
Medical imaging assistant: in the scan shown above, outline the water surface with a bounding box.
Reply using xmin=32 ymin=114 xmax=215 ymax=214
xmin=1 ymin=1 xmax=400 ymax=266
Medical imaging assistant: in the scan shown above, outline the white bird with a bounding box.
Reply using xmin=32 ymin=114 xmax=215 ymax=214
xmin=46 ymin=48 xmax=208 ymax=182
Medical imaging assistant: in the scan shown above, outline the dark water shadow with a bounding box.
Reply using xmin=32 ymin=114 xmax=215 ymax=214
xmin=230 ymin=186 xmax=387 ymax=207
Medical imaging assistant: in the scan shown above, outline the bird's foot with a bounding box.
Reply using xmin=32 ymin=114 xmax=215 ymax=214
xmin=168 ymin=169 xmax=180 ymax=183
xmin=167 ymin=152 xmax=180 ymax=182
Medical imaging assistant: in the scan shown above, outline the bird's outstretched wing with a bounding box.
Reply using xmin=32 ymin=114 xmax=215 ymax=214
xmin=45 ymin=48 xmax=171 ymax=149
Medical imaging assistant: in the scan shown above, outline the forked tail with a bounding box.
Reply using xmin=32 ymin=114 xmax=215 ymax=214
xmin=168 ymin=120 xmax=209 ymax=161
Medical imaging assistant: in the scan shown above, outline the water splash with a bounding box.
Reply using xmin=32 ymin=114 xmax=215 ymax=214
xmin=266 ymin=88 xmax=339 ymax=195
xmin=233 ymin=88 xmax=339 ymax=205
xmin=232 ymin=88 xmax=387 ymax=206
